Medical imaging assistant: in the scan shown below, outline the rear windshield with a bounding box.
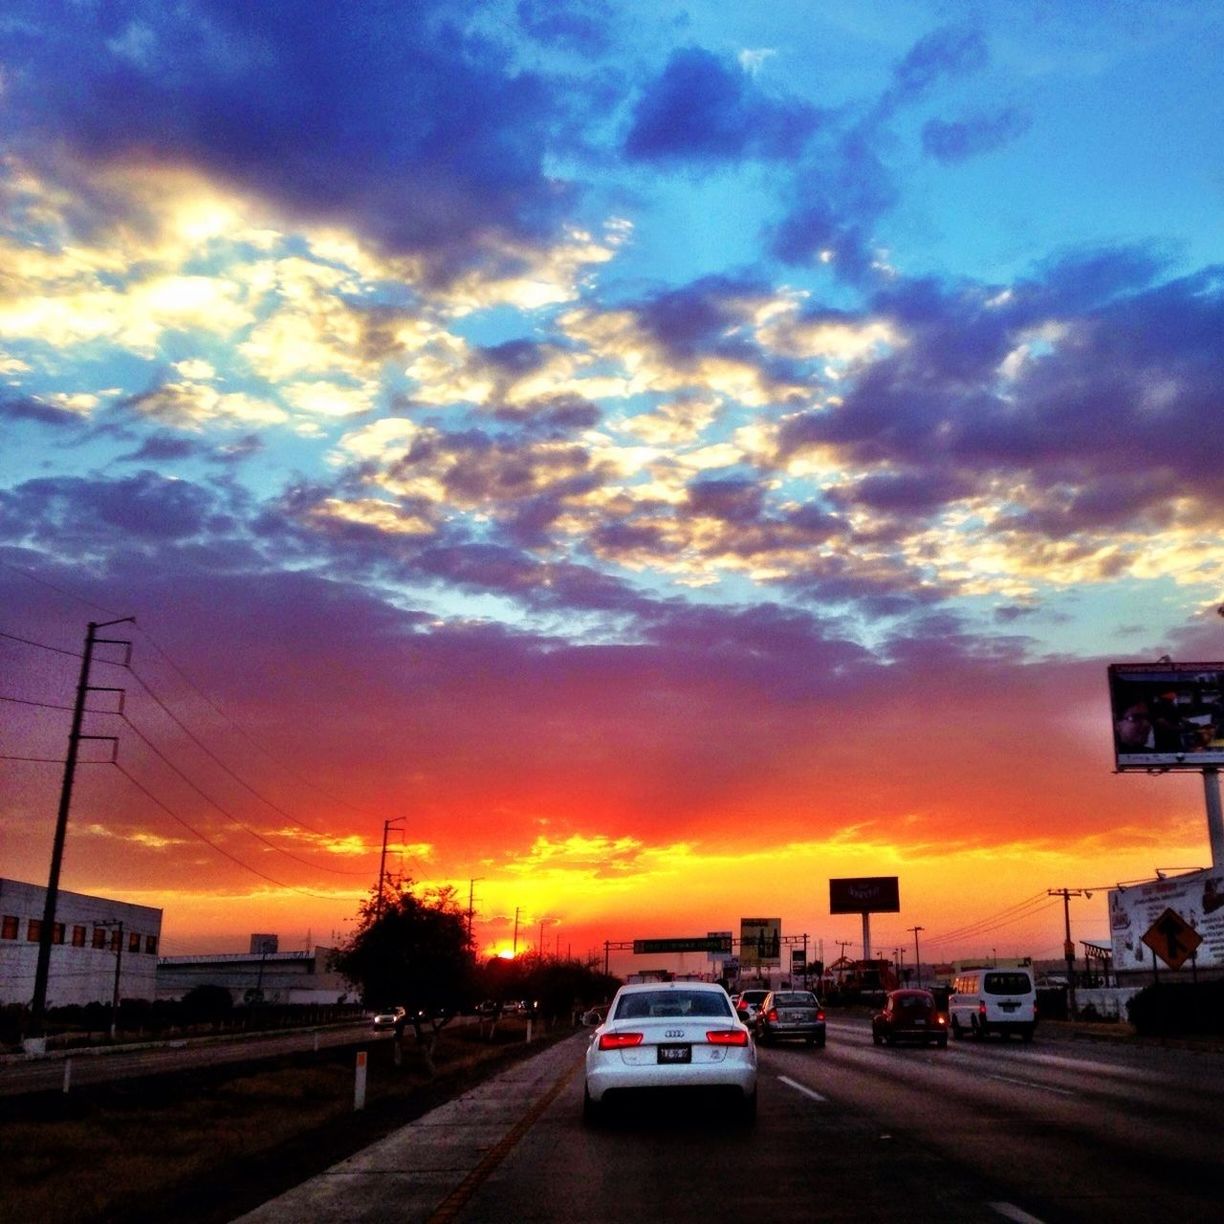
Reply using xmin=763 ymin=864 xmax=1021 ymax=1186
xmin=773 ymin=992 xmax=817 ymax=1007
xmin=984 ymin=972 xmax=1032 ymax=995
xmin=895 ymin=993 xmax=932 ymax=1009
xmin=614 ymin=991 xmax=734 ymax=1020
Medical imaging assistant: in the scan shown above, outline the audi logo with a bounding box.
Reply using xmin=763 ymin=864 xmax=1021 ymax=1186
xmin=665 ymin=1029 xmax=684 ymax=1038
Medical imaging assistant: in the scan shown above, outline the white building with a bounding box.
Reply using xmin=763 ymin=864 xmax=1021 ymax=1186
xmin=156 ymin=944 xmax=349 ymax=1005
xmin=0 ymin=878 xmax=162 ymax=1007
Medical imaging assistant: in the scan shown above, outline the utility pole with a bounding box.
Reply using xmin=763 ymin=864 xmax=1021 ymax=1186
xmin=467 ymin=878 xmax=484 ymax=948
xmin=512 ymin=906 xmax=521 ymax=956
xmin=110 ymin=922 xmax=124 ymax=1039
xmin=909 ymin=925 xmax=925 ymax=988
xmin=376 ymin=818 xmax=404 ymax=919
xmin=1049 ymin=888 xmax=1091 ymax=1018
xmin=28 ymin=618 xmax=131 ymax=1043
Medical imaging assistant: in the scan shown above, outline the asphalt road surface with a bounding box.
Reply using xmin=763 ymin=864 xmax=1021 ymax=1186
xmin=234 ymin=1016 xmax=1224 ymax=1223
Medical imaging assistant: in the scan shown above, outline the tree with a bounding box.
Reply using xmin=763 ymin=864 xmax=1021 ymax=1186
xmin=332 ymin=881 xmax=476 ymax=1066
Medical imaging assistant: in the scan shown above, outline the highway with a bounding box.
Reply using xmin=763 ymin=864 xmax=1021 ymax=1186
xmin=238 ymin=1015 xmax=1224 ymax=1224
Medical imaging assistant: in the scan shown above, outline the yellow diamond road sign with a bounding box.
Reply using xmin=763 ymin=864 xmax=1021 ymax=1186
xmin=1140 ymin=907 xmax=1203 ymax=970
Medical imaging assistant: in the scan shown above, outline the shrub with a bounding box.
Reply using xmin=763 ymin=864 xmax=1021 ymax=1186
xmin=1126 ymin=980 xmax=1224 ymax=1036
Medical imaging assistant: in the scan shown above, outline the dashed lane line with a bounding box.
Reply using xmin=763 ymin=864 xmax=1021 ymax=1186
xmin=777 ymin=1074 xmax=827 ymax=1102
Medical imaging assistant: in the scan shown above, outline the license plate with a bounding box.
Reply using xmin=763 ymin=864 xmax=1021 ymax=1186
xmin=1000 ymin=1002 xmax=1018 ymax=1012
xmin=913 ymin=1018 xmax=926 ymax=1026
xmin=657 ymin=1044 xmax=691 ymax=1064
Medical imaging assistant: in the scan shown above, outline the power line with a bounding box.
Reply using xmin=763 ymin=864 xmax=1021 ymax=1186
xmin=123 ymin=660 xmax=355 ymax=845
xmin=0 ymin=557 xmax=125 ymax=616
xmin=118 ymin=712 xmax=368 ymax=876
xmin=921 ymin=892 xmax=1057 ymax=947
xmin=111 ymin=761 xmax=345 ymax=902
xmin=132 ymin=624 xmax=385 ymax=821
xmin=0 ymin=692 xmax=76 ymax=711
xmin=0 ymin=628 xmax=82 ymax=658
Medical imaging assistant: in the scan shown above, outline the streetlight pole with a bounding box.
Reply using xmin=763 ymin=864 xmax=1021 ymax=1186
xmin=512 ymin=907 xmax=521 ymax=956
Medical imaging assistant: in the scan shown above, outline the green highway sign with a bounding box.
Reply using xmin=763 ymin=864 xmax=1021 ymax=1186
xmin=633 ymin=936 xmax=733 ymax=955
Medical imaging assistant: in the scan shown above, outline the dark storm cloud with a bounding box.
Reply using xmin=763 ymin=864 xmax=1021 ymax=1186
xmin=922 ymin=107 xmax=1031 ymax=163
xmin=0 ymin=0 xmax=581 ymax=280
xmin=623 ymin=47 xmax=820 ymax=163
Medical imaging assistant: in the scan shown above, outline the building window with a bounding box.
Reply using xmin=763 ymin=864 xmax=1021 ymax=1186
xmin=92 ymin=927 xmax=108 ymax=949
xmin=128 ymin=931 xmax=140 ymax=953
xmin=110 ymin=930 xmax=122 ymax=952
xmin=1 ymin=915 xmax=17 ymax=940
xmin=145 ymin=935 xmax=158 ymax=955
xmin=27 ymin=919 xmax=42 ymax=942
xmin=72 ymin=925 xmax=87 ymax=947
xmin=52 ymin=923 xmax=65 ymax=945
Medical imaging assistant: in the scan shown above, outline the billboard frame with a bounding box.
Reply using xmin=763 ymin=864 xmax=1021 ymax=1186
xmin=1107 ymin=662 xmax=1224 ymax=771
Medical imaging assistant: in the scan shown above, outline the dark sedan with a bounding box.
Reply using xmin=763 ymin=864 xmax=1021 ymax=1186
xmin=872 ymin=989 xmax=949 ymax=1047
xmin=752 ymin=990 xmax=826 ymax=1047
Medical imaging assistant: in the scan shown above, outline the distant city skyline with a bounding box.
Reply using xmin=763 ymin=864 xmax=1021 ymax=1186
xmin=2 ymin=2 xmax=1222 ymax=966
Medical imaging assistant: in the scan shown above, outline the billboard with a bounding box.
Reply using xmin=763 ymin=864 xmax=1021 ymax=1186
xmin=829 ymin=877 xmax=900 ymax=914
xmin=739 ymin=917 xmax=781 ymax=968
xmin=1109 ymin=867 xmax=1224 ymax=972
xmin=1108 ymin=662 xmax=1224 ymax=769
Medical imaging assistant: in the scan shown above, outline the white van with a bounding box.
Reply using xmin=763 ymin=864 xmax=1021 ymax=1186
xmin=947 ymin=967 xmax=1037 ymax=1041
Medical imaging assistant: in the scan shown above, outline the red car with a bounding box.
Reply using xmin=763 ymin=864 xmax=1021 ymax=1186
xmin=872 ymin=989 xmax=949 ymax=1048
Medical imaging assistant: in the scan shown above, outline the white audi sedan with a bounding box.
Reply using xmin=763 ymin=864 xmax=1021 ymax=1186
xmin=583 ymin=981 xmax=757 ymax=1123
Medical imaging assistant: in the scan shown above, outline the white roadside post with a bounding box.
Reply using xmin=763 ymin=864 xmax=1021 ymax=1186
xmin=354 ymin=1050 xmax=368 ymax=1111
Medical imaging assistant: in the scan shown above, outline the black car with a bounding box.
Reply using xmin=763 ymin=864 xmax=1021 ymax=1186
xmin=752 ymin=990 xmax=826 ymax=1047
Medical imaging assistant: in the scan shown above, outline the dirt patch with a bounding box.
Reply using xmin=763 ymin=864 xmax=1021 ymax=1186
xmin=0 ymin=1022 xmax=573 ymax=1224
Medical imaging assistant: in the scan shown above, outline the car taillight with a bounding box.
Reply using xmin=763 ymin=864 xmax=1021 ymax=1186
xmin=706 ymin=1029 xmax=749 ymax=1046
xmin=816 ymin=1010 xmax=826 ymax=1022
xmin=598 ymin=1031 xmax=644 ymax=1050
xmin=766 ymin=1008 xmax=779 ymax=1022
xmin=936 ymin=1014 xmax=947 ymax=1025
xmin=978 ymin=1002 xmax=987 ymax=1015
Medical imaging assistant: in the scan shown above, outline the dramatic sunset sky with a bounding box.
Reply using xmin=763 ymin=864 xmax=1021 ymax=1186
xmin=2 ymin=2 xmax=1222 ymax=974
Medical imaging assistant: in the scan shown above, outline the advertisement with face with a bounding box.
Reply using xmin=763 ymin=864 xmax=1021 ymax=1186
xmin=1107 ymin=663 xmax=1224 ymax=769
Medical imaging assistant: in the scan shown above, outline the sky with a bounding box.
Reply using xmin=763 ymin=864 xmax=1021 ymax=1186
xmin=2 ymin=0 xmax=1223 ymax=975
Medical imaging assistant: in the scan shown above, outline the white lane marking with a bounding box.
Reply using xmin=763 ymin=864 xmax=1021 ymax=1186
xmin=989 ymin=1202 xmax=1047 ymax=1224
xmin=778 ymin=1074 xmax=827 ymax=1102
xmin=984 ymin=1072 xmax=1075 ymax=1097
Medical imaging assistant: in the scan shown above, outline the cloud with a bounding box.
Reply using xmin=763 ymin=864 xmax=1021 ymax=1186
xmin=0 ymin=1 xmax=584 ymax=282
xmin=922 ymin=107 xmax=1032 ymax=163
xmin=624 ymin=47 xmax=819 ymax=163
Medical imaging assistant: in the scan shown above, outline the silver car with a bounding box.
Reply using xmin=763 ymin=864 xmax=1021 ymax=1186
xmin=584 ymin=982 xmax=757 ymax=1123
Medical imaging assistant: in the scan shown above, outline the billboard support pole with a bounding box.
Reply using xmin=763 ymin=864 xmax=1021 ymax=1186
xmin=1204 ymin=768 xmax=1224 ymax=868
xmin=861 ymin=912 xmax=871 ymax=961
